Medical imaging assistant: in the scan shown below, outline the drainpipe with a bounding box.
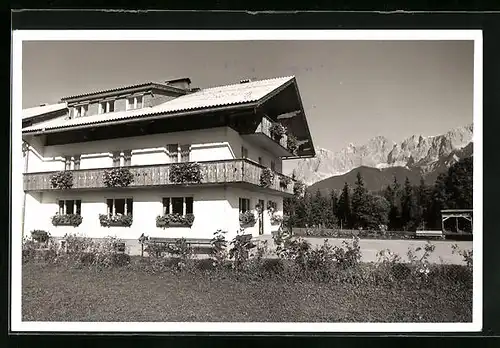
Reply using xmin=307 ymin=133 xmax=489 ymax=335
xmin=21 ymin=141 xmax=29 ymax=239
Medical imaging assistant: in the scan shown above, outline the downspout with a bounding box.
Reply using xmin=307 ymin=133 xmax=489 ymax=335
xmin=21 ymin=141 xmax=29 ymax=239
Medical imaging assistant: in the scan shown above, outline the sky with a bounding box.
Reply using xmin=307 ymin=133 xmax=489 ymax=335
xmin=22 ymin=40 xmax=474 ymax=155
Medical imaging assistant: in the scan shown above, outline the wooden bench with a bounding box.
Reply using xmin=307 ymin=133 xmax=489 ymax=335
xmin=415 ymin=230 xmax=443 ymax=238
xmin=138 ymin=234 xmax=254 ymax=257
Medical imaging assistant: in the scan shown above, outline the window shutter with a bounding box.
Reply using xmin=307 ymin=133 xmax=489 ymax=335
xmin=180 ymin=144 xmax=190 ymax=162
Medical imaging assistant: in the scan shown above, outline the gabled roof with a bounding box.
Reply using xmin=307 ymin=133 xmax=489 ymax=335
xmin=22 ymin=103 xmax=67 ymax=120
xmin=23 ymin=76 xmax=295 ymax=133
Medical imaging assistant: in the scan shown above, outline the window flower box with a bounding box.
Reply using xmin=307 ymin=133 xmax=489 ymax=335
xmin=51 ymin=213 xmax=83 ymax=227
xmin=269 ymin=123 xmax=287 ymax=141
xmin=50 ymin=171 xmax=74 ymax=189
xmin=103 ymin=168 xmax=134 ymax=188
xmin=286 ymin=134 xmax=299 ymax=155
xmin=259 ymin=168 xmax=275 ymax=188
xmin=169 ymin=162 xmax=203 ymax=184
xmin=99 ymin=213 xmax=133 ymax=227
xmin=31 ymin=230 xmax=50 ymax=243
xmin=239 ymin=211 xmax=256 ymax=227
xmin=279 ymin=175 xmax=292 ymax=189
xmin=156 ymin=213 xmax=195 ymax=228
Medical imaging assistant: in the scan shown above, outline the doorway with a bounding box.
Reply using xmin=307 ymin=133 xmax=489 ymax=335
xmin=258 ymin=199 xmax=264 ymax=235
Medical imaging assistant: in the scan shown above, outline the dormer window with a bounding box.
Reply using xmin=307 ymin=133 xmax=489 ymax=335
xmin=72 ymin=104 xmax=88 ymax=118
xmin=99 ymin=100 xmax=115 ymax=114
xmin=126 ymin=95 xmax=144 ymax=110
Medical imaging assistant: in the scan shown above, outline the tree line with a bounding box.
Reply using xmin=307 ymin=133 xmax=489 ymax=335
xmin=284 ymin=157 xmax=473 ymax=232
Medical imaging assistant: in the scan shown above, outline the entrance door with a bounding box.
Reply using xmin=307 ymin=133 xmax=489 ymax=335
xmin=258 ymin=199 xmax=264 ymax=235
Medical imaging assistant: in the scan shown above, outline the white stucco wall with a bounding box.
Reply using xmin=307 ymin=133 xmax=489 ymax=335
xmin=23 ymin=186 xmax=284 ymax=242
xmin=23 ymin=126 xmax=282 ymax=173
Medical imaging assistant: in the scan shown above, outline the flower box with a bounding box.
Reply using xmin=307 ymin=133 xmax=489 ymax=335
xmin=31 ymin=230 xmax=49 ymax=243
xmin=156 ymin=213 xmax=195 ymax=228
xmin=169 ymin=162 xmax=203 ymax=184
xmin=286 ymin=134 xmax=299 ymax=155
xmin=103 ymin=168 xmax=134 ymax=188
xmin=239 ymin=211 xmax=256 ymax=227
xmin=269 ymin=123 xmax=287 ymax=141
xmin=259 ymin=168 xmax=275 ymax=188
xmin=50 ymin=171 xmax=74 ymax=189
xmin=99 ymin=214 xmax=133 ymax=227
xmin=51 ymin=213 xmax=83 ymax=227
xmin=270 ymin=214 xmax=283 ymax=226
xmin=279 ymin=175 xmax=292 ymax=189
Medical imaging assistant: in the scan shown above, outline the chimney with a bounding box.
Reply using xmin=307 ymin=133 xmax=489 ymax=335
xmin=39 ymin=103 xmax=49 ymax=107
xmin=165 ymin=77 xmax=192 ymax=90
xmin=240 ymin=79 xmax=252 ymax=84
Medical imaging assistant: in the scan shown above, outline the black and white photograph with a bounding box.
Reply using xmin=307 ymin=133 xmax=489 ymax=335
xmin=11 ymin=30 xmax=482 ymax=332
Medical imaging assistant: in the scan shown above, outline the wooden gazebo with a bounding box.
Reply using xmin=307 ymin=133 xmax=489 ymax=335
xmin=441 ymin=209 xmax=473 ymax=235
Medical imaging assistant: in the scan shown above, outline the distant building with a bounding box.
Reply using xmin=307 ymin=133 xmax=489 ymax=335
xmin=21 ymin=76 xmax=315 ymax=244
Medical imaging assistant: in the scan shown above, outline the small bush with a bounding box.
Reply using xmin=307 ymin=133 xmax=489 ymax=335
xmin=51 ymin=213 xmax=83 ymax=227
xmin=31 ymin=230 xmax=50 ymax=243
xmin=269 ymin=122 xmax=287 ymax=140
xmin=287 ymin=134 xmax=299 ymax=155
xmin=210 ymin=229 xmax=228 ymax=268
xmin=451 ymin=244 xmax=473 ymax=268
xmin=50 ymin=171 xmax=73 ymax=189
xmin=228 ymin=230 xmax=256 ymax=271
xmin=169 ymin=162 xmax=203 ymax=184
xmin=103 ymin=167 xmax=134 ymax=187
xmin=259 ymin=168 xmax=275 ymax=188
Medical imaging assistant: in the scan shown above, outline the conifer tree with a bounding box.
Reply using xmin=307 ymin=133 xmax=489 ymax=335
xmin=337 ymin=182 xmax=352 ymax=229
xmin=401 ymin=177 xmax=418 ymax=231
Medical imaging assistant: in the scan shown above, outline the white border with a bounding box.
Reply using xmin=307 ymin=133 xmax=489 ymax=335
xmin=11 ymin=30 xmax=483 ymax=333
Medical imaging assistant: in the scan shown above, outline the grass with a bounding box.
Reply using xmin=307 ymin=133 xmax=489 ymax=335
xmin=22 ymin=262 xmax=472 ymax=322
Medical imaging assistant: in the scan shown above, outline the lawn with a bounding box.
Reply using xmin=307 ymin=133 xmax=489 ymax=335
xmin=22 ymin=262 xmax=472 ymax=323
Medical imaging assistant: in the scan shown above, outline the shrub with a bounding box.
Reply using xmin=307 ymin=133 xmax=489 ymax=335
xmin=50 ymin=171 xmax=73 ymax=189
xmin=287 ymin=134 xmax=299 ymax=155
xmin=269 ymin=122 xmax=287 ymax=140
xmin=22 ymin=236 xmax=58 ymax=264
xmin=279 ymin=175 xmax=292 ymax=189
xmin=166 ymin=238 xmax=194 ymax=271
xmin=30 ymin=230 xmax=50 ymax=243
xmin=260 ymin=168 xmax=275 ymax=188
xmin=331 ymin=237 xmax=362 ymax=270
xmin=229 ymin=230 xmax=256 ymax=271
xmin=156 ymin=213 xmax=195 ymax=228
xmin=169 ymin=162 xmax=203 ymax=184
xmin=451 ymin=244 xmax=473 ymax=268
xmin=99 ymin=213 xmax=133 ymax=227
xmin=406 ymin=241 xmax=436 ymax=279
xmin=270 ymin=214 xmax=283 ymax=226
xmin=210 ymin=229 xmax=228 ymax=268
xmin=103 ymin=167 xmax=134 ymax=187
xmin=239 ymin=211 xmax=256 ymax=227
xmin=51 ymin=213 xmax=83 ymax=227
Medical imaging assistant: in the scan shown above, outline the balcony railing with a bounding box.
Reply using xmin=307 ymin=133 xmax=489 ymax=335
xmin=23 ymin=159 xmax=295 ymax=195
xmin=256 ymin=116 xmax=288 ymax=149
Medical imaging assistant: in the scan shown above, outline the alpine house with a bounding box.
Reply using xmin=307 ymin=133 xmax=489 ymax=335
xmin=21 ymin=76 xmax=315 ymax=244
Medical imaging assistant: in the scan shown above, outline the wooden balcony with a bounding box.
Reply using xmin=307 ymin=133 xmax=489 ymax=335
xmin=241 ymin=116 xmax=292 ymax=157
xmin=23 ymin=159 xmax=295 ymax=196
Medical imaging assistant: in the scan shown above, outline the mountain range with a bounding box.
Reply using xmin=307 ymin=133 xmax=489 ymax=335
xmin=290 ymin=124 xmax=473 ymax=193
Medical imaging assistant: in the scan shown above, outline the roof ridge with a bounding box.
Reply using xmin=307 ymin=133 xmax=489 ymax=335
xmin=199 ymin=75 xmax=295 ymax=92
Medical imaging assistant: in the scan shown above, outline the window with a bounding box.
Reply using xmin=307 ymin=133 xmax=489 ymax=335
xmin=162 ymin=197 xmax=193 ymax=215
xmin=73 ymin=155 xmax=81 ymax=170
xmin=73 ymin=104 xmax=89 ymax=118
xmin=167 ymin=144 xmax=191 ymax=163
xmin=241 ymin=146 xmax=248 ymax=159
xmin=106 ymin=198 xmax=133 ymax=216
xmin=99 ymin=100 xmax=115 ymax=114
xmin=64 ymin=155 xmax=81 ymax=170
xmin=126 ymin=95 xmax=144 ymax=110
xmin=58 ymin=199 xmax=81 ymax=215
xmin=239 ymin=198 xmax=250 ymax=213
xmin=123 ymin=150 xmax=132 ymax=167
xmin=268 ymin=200 xmax=277 ymax=212
xmin=271 ymin=160 xmax=276 ymax=171
xmin=112 ymin=152 xmax=121 ymax=167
